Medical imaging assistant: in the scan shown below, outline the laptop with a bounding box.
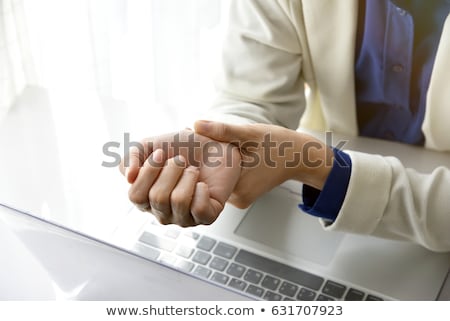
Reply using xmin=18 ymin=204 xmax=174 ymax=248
xmin=0 ymin=202 xmax=247 ymax=300
xmin=109 ymin=132 xmax=450 ymax=301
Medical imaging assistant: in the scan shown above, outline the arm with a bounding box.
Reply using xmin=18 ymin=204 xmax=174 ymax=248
xmin=204 ymin=0 xmax=307 ymax=129
xmin=205 ymin=1 xmax=450 ymax=251
xmin=194 ymin=121 xmax=334 ymax=209
xmin=195 ymin=121 xmax=450 ymax=252
xmin=328 ymin=151 xmax=450 ymax=252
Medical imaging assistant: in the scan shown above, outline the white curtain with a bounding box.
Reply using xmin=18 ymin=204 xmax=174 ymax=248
xmin=0 ymin=0 xmax=229 ymax=131
xmin=0 ymin=0 xmax=37 ymax=119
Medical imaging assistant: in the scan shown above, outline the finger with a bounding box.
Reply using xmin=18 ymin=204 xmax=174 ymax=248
xmin=190 ymin=182 xmax=224 ymax=225
xmin=194 ymin=120 xmax=251 ymax=144
xmin=128 ymin=149 xmax=165 ymax=210
xmin=148 ymin=155 xmax=186 ymax=221
xmin=120 ymin=139 xmax=153 ymax=184
xmin=134 ymin=202 xmax=151 ymax=212
xmin=170 ymin=166 xmax=200 ymax=227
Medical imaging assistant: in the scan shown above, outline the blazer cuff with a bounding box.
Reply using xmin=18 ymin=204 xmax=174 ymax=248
xmin=299 ymin=148 xmax=352 ymax=221
xmin=321 ymin=150 xmax=392 ymax=234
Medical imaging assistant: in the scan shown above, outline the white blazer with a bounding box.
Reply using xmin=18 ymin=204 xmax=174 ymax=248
xmin=205 ymin=0 xmax=450 ymax=251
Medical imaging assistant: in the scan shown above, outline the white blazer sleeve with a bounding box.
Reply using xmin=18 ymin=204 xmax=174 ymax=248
xmin=323 ymin=151 xmax=450 ymax=252
xmin=203 ymin=0 xmax=306 ymax=129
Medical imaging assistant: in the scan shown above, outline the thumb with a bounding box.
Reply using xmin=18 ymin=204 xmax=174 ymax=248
xmin=194 ymin=120 xmax=249 ymax=143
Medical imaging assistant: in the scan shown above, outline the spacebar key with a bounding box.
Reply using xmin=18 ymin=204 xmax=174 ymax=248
xmin=235 ymin=249 xmax=324 ymax=291
xmin=139 ymin=231 xmax=176 ymax=252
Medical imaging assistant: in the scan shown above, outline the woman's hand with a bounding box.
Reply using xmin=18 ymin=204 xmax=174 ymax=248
xmin=120 ymin=129 xmax=241 ymax=226
xmin=194 ymin=120 xmax=334 ymax=209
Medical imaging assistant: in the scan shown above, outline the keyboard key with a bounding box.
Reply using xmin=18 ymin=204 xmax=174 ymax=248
xmin=193 ymin=266 xmax=212 ymax=279
xmin=366 ymin=295 xmax=383 ymax=301
xmin=209 ymin=257 xmax=229 ymax=271
xmin=297 ymin=288 xmax=316 ymax=301
xmin=226 ymin=263 xmax=246 ymax=278
xmin=322 ymin=280 xmax=346 ymax=299
xmin=261 ymin=275 xmax=281 ymax=291
xmin=213 ymin=242 xmax=237 ymax=259
xmin=345 ymin=288 xmax=365 ymax=301
xmin=183 ymin=231 xmax=200 ymax=240
xmin=246 ymin=285 xmax=264 ymax=298
xmin=139 ymin=232 xmax=176 ymax=252
xmin=211 ymin=272 xmax=229 ymax=285
xmin=192 ymin=251 xmax=212 ymax=265
xmin=317 ymin=294 xmax=335 ymax=301
xmin=243 ymin=269 xmax=263 ymax=284
xmin=229 ymin=278 xmax=247 ymax=291
xmin=175 ymin=245 xmax=194 ymax=259
xmin=196 ymin=236 xmax=217 ymax=251
xmin=235 ymin=250 xmax=324 ymax=290
xmin=159 ymin=254 xmax=176 ymax=266
xmin=279 ymin=282 xmax=298 ymax=298
xmin=133 ymin=243 xmax=160 ymax=261
xmin=283 ymin=297 xmax=295 ymax=301
xmin=175 ymin=260 xmax=195 ymax=273
xmin=264 ymin=291 xmax=282 ymax=301
xmin=164 ymin=229 xmax=181 ymax=239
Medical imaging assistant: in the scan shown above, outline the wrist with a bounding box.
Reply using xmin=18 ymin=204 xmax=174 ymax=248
xmin=291 ymin=134 xmax=334 ymax=190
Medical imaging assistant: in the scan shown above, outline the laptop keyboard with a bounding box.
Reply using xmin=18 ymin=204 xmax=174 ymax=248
xmin=133 ymin=224 xmax=384 ymax=301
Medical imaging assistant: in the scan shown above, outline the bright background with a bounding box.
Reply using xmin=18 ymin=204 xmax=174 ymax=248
xmin=0 ymin=0 xmax=231 ymax=237
xmin=1 ymin=0 xmax=230 ymax=135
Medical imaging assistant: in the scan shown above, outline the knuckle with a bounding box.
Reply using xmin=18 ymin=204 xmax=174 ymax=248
xmin=180 ymin=221 xmax=197 ymax=228
xmin=155 ymin=215 xmax=171 ymax=225
xmin=192 ymin=207 xmax=215 ymax=225
xmin=128 ymin=188 xmax=147 ymax=205
xmin=172 ymin=215 xmax=194 ymax=228
xmin=170 ymin=191 xmax=190 ymax=209
xmin=151 ymin=209 xmax=172 ymax=225
xmin=149 ymin=188 xmax=169 ymax=210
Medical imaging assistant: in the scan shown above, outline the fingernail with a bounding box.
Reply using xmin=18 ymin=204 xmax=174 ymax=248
xmin=148 ymin=149 xmax=164 ymax=167
xmin=186 ymin=165 xmax=199 ymax=173
xmin=152 ymin=149 xmax=163 ymax=163
xmin=125 ymin=167 xmax=129 ymax=179
xmin=174 ymin=155 xmax=186 ymax=167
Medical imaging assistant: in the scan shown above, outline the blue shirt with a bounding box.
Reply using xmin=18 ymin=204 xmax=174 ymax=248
xmin=300 ymin=0 xmax=450 ymax=220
